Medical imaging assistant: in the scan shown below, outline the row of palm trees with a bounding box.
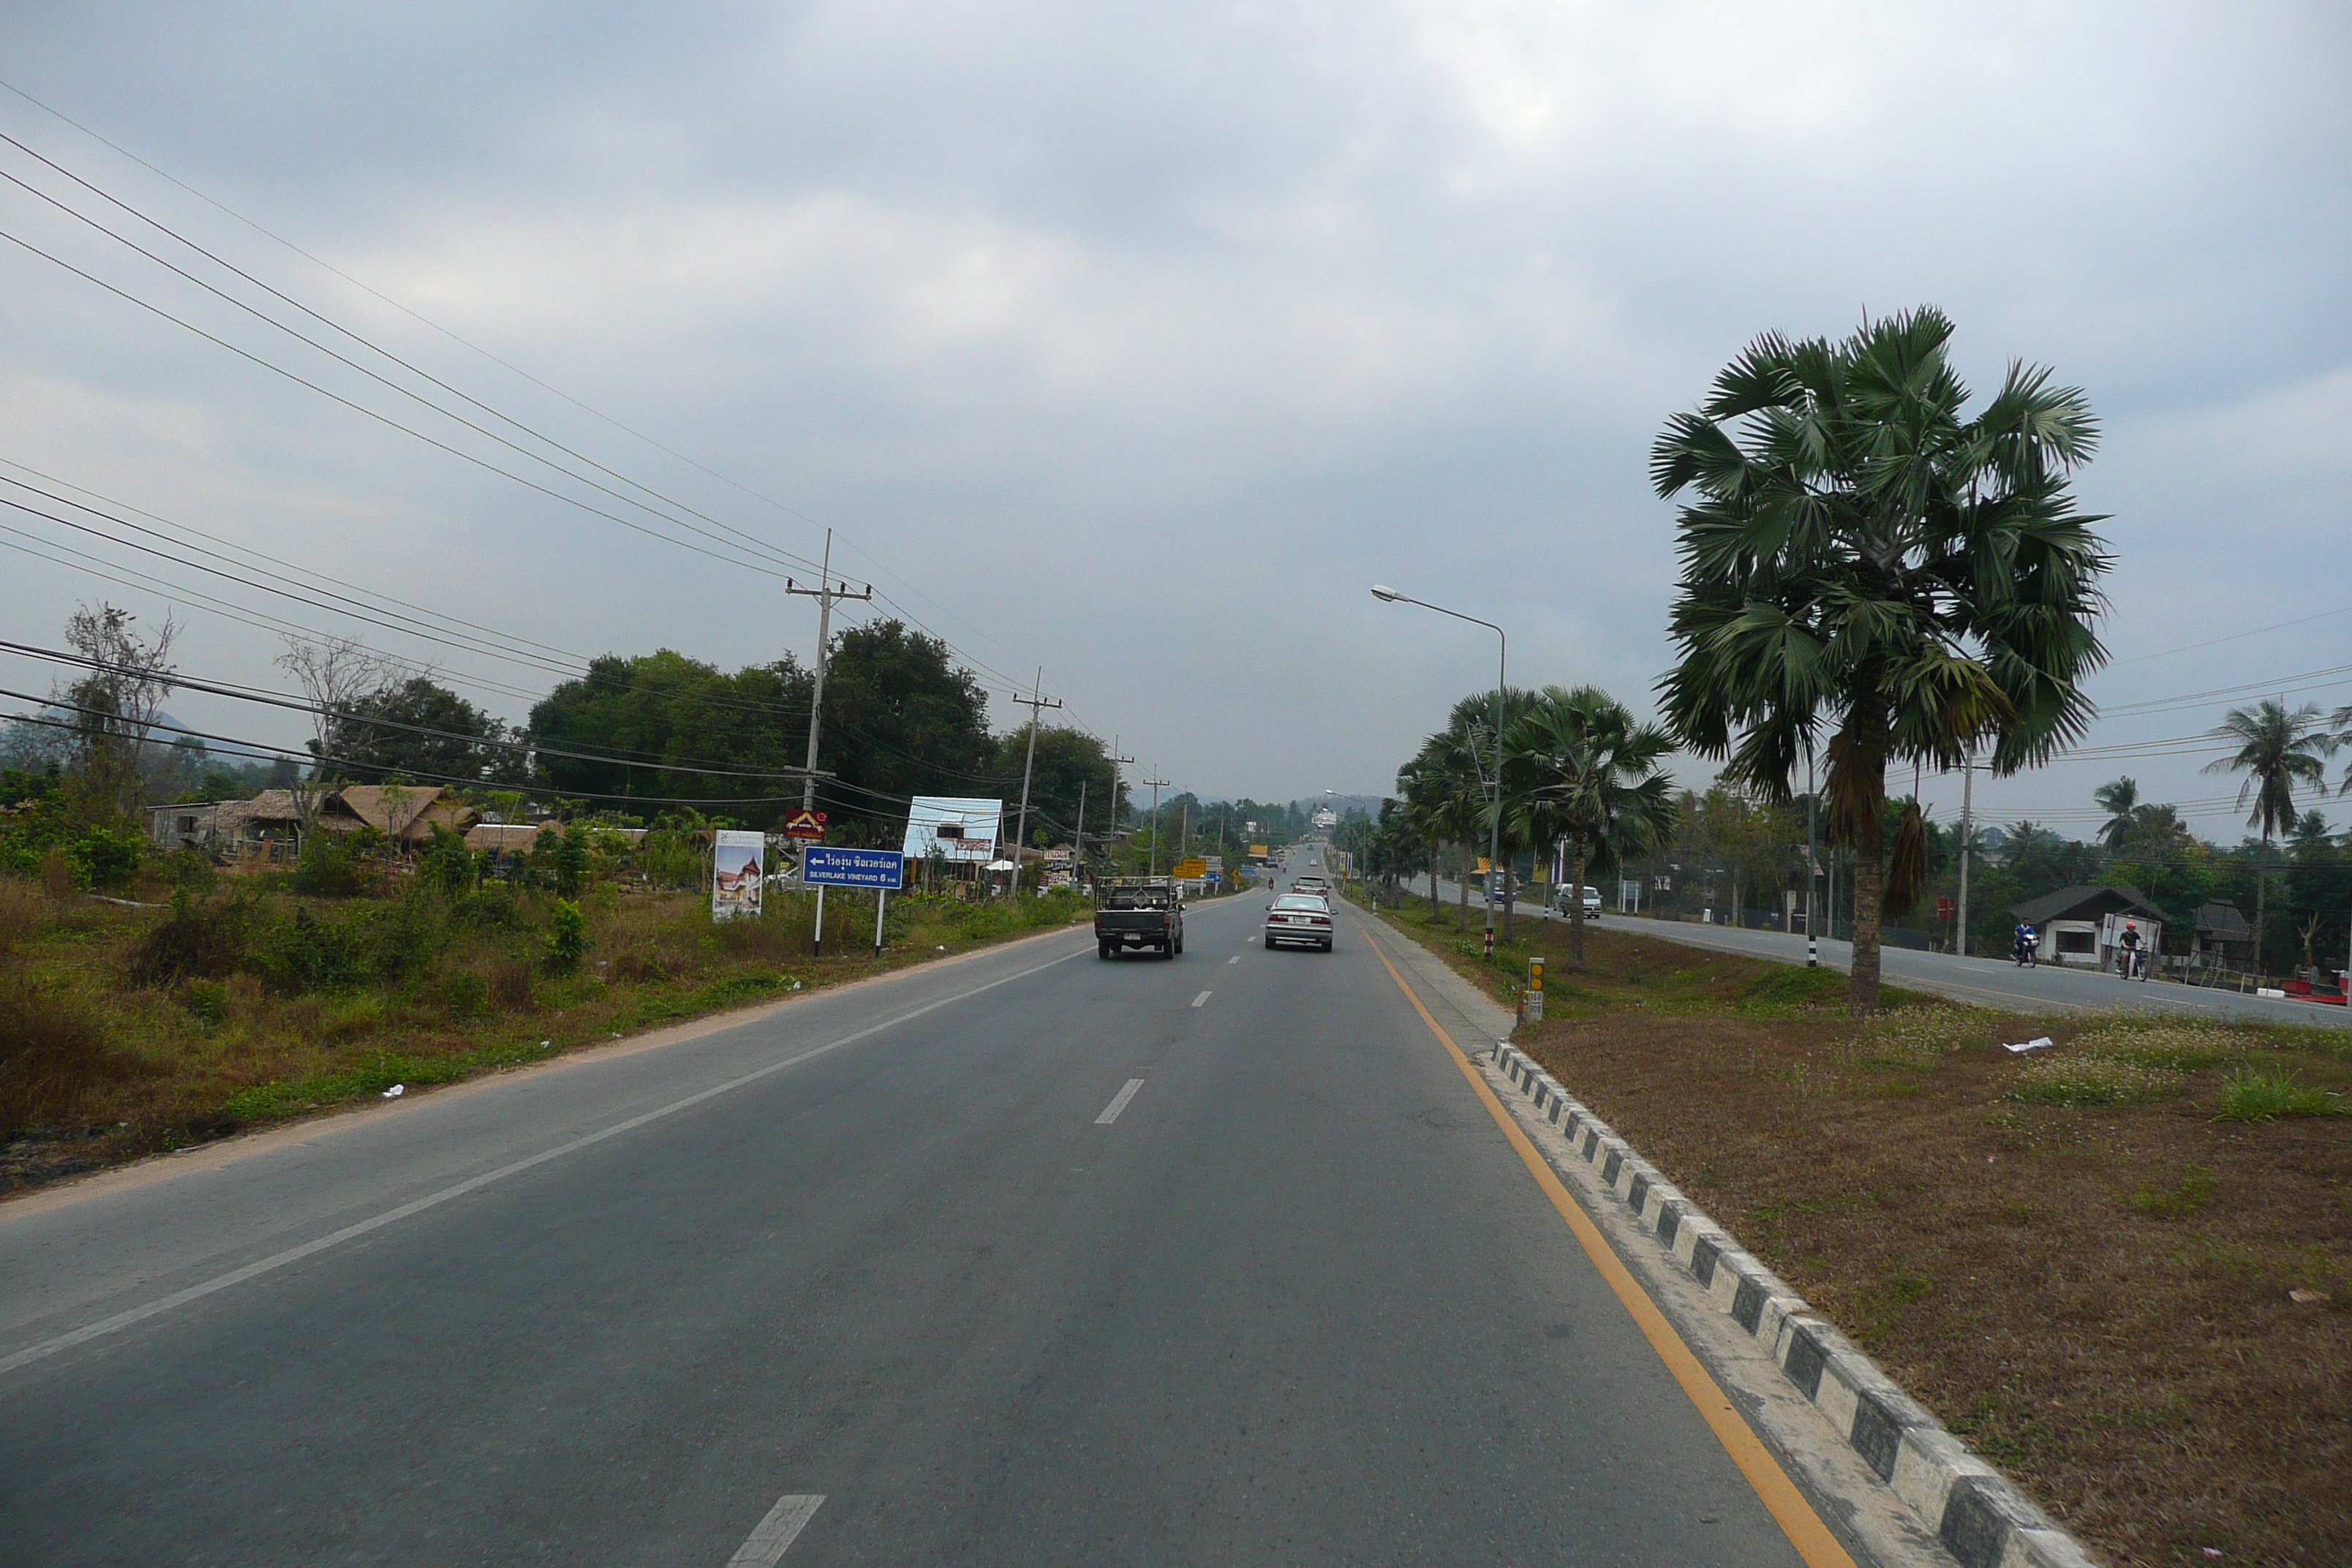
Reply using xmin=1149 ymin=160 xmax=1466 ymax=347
xmin=2195 ymin=696 xmax=2352 ymax=964
xmin=1390 ymin=685 xmax=1677 ymax=965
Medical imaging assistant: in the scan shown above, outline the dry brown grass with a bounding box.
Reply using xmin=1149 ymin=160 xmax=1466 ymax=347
xmin=1379 ymin=909 xmax=2352 ymax=1567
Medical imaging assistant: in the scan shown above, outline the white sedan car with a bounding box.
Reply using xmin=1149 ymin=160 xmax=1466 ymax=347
xmin=1263 ymin=893 xmax=1335 ymax=951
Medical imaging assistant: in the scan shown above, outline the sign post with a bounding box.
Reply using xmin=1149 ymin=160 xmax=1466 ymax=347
xmin=802 ymin=846 xmax=908 ymax=958
xmin=1524 ymin=952 xmax=1545 ymax=1022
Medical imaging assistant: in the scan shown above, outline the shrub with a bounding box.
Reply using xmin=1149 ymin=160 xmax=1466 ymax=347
xmin=418 ymin=826 xmax=478 ymax=897
xmin=533 ymin=829 xmax=590 ymax=899
xmin=608 ymin=951 xmax=671 ymax=983
xmin=67 ymin=826 xmax=142 ymax=892
xmin=0 ymin=878 xmax=39 ymax=954
xmin=487 ymin=960 xmax=535 ymax=1012
xmin=442 ymin=970 xmax=491 ymax=1021
xmin=2012 ymin=1053 xmax=2185 ymax=1107
xmin=546 ymin=898 xmax=590 ymax=974
xmin=2217 ymin=1070 xmax=2342 ymax=1121
xmin=0 ymin=974 xmax=140 ymax=1132
xmin=293 ymin=832 xmax=365 ymax=897
xmin=39 ymin=849 xmax=74 ymax=900
xmin=256 ymin=908 xmax=373 ymax=992
xmin=451 ymin=886 xmax=521 ymax=928
xmin=129 ymin=889 xmax=256 ymax=984
xmin=180 ymin=979 xmax=229 ymax=1027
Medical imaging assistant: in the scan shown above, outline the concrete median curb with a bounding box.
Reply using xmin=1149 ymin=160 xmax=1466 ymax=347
xmin=1488 ymin=1041 xmax=2097 ymax=1568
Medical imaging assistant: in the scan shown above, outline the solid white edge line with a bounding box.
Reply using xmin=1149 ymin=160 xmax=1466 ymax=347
xmin=0 ymin=943 xmax=1091 ymax=1379
xmin=726 ymin=1493 xmax=825 ymax=1565
xmin=1191 ymin=990 xmax=1212 ymax=1007
xmin=1094 ymin=1078 xmax=1146 ymax=1124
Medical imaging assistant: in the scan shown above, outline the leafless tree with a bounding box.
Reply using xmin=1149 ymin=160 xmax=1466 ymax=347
xmin=274 ymin=633 xmax=392 ymax=826
xmin=52 ymin=601 xmax=179 ymax=818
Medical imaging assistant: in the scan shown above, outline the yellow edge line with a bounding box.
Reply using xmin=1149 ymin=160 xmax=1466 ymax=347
xmin=1360 ymin=919 xmax=1858 ymax=1568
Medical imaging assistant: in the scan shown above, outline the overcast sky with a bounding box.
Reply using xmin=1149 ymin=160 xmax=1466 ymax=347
xmin=1 ymin=1 xmax=2347 ymax=835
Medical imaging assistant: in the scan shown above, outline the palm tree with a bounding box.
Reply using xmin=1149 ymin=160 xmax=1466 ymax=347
xmin=1651 ymin=307 xmax=2111 ymax=1013
xmin=2203 ymin=698 xmax=2335 ymax=968
xmin=1398 ymin=725 xmax=1488 ymax=930
xmin=2092 ymin=777 xmax=2140 ymax=851
xmin=1506 ymin=686 xmax=1677 ymax=963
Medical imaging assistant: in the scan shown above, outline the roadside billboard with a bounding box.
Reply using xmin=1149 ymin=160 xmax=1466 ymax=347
xmin=712 ymin=829 xmax=764 ymax=921
xmin=901 ymin=796 xmax=1003 ymax=864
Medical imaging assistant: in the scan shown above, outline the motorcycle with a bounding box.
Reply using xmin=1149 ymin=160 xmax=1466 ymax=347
xmin=2013 ymin=937 xmax=2038 ymax=969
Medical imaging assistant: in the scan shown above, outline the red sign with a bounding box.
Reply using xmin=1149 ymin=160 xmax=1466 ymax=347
xmin=1936 ymin=897 xmax=1955 ymax=921
xmin=784 ymin=809 xmax=827 ymax=840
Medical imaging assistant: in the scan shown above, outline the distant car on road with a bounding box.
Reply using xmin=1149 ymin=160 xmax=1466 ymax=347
xmin=1291 ymin=875 xmax=1331 ymax=898
xmin=1264 ymin=893 xmax=1335 ymax=951
xmin=1552 ymin=884 xmax=1602 ymax=919
xmin=1096 ymin=878 xmax=1184 ymax=959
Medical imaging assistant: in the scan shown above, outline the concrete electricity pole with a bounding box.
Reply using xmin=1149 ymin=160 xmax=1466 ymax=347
xmin=1006 ymin=668 xmax=1062 ymax=894
xmin=1956 ymin=752 xmax=1975 ymax=958
xmin=1107 ymin=736 xmax=1134 ymax=872
xmin=785 ymin=529 xmax=872 ymax=813
xmin=1140 ymin=773 xmax=1171 ymax=878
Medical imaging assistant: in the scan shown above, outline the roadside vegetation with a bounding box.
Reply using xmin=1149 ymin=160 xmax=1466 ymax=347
xmin=0 ymin=849 xmax=1095 ymax=1193
xmin=1363 ymin=894 xmax=2351 ymax=1567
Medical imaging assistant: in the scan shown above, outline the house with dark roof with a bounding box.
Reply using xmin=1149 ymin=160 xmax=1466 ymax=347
xmin=2190 ymin=901 xmax=2254 ymax=969
xmin=2010 ymin=884 xmax=2168 ymax=968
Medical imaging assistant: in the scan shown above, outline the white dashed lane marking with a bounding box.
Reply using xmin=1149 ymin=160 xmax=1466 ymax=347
xmin=1227 ymin=956 xmax=1240 ymax=965
xmin=1192 ymin=990 xmax=1212 ymax=1007
xmin=1095 ymin=1079 xmax=1146 ymax=1124
xmin=725 ymin=1494 xmax=824 ymax=1564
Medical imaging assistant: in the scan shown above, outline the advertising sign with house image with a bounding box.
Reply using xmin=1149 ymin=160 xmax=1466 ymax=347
xmin=711 ymin=829 xmax=766 ymax=921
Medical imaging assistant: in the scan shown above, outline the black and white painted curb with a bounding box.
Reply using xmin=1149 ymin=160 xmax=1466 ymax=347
xmin=1488 ymin=1043 xmax=2096 ymax=1568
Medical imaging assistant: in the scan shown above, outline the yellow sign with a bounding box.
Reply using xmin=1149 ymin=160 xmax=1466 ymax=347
xmin=1248 ymin=845 xmax=1268 ymax=859
xmin=1172 ymin=857 xmax=1207 ymax=879
xmin=1475 ymin=857 xmax=1492 ymax=874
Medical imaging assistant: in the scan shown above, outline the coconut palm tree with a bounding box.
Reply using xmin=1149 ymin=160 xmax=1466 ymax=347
xmin=1652 ymin=306 xmax=2111 ymax=1013
xmin=2203 ymin=698 xmax=2335 ymax=968
xmin=1506 ymin=686 xmax=1677 ymax=964
xmin=2092 ymin=777 xmax=2140 ymax=851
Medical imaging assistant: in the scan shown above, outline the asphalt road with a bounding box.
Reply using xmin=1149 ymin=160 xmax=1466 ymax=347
xmin=0 ymin=859 xmax=1819 ymax=1567
xmin=1428 ymin=875 xmax=2352 ymax=1028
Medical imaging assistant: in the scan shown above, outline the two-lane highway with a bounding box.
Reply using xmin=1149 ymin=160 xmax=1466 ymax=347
xmin=1 ymin=870 xmax=1831 ymax=1565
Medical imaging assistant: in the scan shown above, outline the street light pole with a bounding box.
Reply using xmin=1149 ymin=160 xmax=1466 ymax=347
xmin=1371 ymin=585 xmax=1506 ymax=957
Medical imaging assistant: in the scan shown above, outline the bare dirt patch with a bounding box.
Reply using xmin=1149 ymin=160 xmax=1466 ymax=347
xmin=1371 ymin=900 xmax=2352 ymax=1567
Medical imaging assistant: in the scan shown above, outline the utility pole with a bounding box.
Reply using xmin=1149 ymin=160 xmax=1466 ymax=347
xmin=785 ymin=529 xmax=873 ymax=812
xmin=1805 ymin=747 xmax=1820 ymax=969
xmin=1107 ymin=736 xmax=1134 ymax=873
xmin=1957 ymin=752 xmax=1975 ymax=958
xmin=1073 ymin=778 xmax=1088 ymax=900
xmin=1006 ymin=668 xmax=1062 ymax=896
xmin=1141 ymin=773 xmax=1171 ymax=878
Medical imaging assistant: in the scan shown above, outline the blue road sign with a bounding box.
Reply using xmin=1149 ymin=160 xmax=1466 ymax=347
xmin=802 ymin=845 xmax=906 ymax=889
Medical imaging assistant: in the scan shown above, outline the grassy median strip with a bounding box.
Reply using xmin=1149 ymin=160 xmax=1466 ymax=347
xmin=1360 ymin=893 xmax=2351 ymax=1568
xmin=0 ymin=877 xmax=1104 ymax=1194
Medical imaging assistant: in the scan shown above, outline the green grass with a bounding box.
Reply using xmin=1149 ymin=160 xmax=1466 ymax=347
xmin=2217 ymin=1069 xmax=2343 ymax=1121
xmin=2011 ymin=1053 xmax=2186 ymax=1107
xmin=2130 ymin=1164 xmax=2217 ymax=1219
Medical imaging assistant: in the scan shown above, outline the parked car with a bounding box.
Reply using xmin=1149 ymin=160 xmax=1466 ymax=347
xmin=1264 ymin=892 xmax=1335 ymax=951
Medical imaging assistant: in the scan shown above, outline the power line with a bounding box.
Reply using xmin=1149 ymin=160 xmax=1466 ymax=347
xmin=0 ymin=104 xmax=1074 ymax=712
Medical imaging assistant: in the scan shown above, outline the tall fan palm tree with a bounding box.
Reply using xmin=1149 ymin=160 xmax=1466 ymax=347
xmin=2203 ymin=698 xmax=2335 ymax=968
xmin=2092 ymin=777 xmax=2140 ymax=851
xmin=1398 ymin=725 xmax=1489 ymax=930
xmin=1652 ymin=306 xmax=2111 ymax=1013
xmin=1506 ymin=686 xmax=1677 ymax=964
